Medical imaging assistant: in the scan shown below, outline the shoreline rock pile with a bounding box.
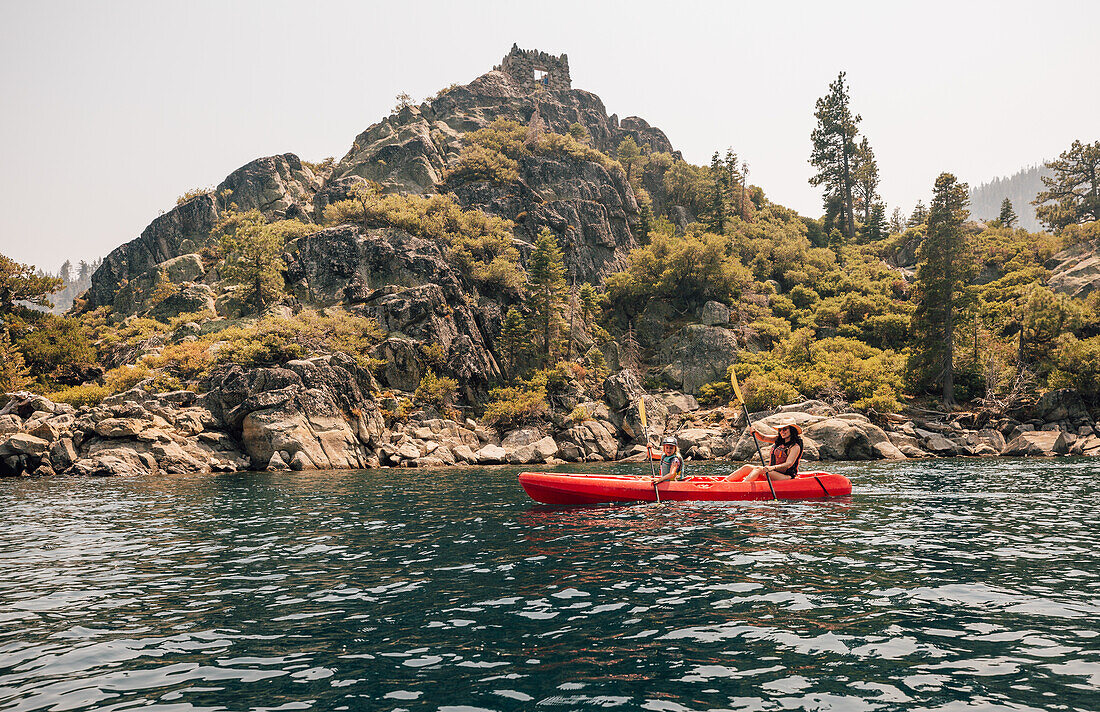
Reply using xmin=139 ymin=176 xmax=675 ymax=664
xmin=2 ymin=376 xmax=1096 ymax=477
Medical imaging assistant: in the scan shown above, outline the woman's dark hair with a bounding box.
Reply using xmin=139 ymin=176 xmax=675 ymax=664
xmin=777 ymin=427 xmax=802 ymax=448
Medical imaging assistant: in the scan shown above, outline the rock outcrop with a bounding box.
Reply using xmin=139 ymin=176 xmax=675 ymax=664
xmin=658 ymin=324 xmax=741 ymax=395
xmin=202 ymin=355 xmax=383 ymax=470
xmin=86 ymin=195 xmax=220 ymax=311
xmin=1048 ymin=238 xmax=1100 ymax=298
xmin=452 ymin=152 xmax=640 ymax=282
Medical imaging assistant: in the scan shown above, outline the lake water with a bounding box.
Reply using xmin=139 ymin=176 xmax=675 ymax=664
xmin=1 ymin=459 xmax=1098 ymax=712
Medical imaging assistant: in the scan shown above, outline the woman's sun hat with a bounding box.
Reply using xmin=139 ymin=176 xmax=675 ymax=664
xmin=771 ymin=416 xmax=803 ymax=434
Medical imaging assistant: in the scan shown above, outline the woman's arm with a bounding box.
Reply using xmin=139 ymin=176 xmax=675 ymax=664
xmin=751 ymin=429 xmax=777 ymax=444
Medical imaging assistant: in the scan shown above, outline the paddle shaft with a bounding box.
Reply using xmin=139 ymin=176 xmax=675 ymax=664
xmin=639 ymin=397 xmax=659 ymax=502
xmin=740 ymin=400 xmax=778 ymax=501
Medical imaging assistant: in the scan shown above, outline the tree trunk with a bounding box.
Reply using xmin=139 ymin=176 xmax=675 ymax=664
xmin=566 ymin=279 xmax=576 ymax=360
xmin=943 ymin=302 xmax=956 ymax=408
xmin=842 ymin=149 xmax=856 ymax=240
xmin=544 ymin=284 xmax=552 ymax=362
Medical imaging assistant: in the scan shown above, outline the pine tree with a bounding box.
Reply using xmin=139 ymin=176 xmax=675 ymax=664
xmin=908 ymin=201 xmax=928 ymax=226
xmin=864 ymin=203 xmax=888 ymax=241
xmin=527 ymin=228 xmax=567 ymax=362
xmin=638 ymin=199 xmax=652 ymax=241
xmin=910 ymin=173 xmax=974 ymax=408
xmin=852 ymin=137 xmax=880 ymax=226
xmin=1034 ymin=139 xmax=1100 ymax=230
xmin=723 ymin=148 xmax=741 ymax=211
xmin=998 ymin=198 xmax=1018 ymax=228
xmin=621 ymin=322 xmax=641 ymax=375
xmin=498 ymin=307 xmax=529 ymax=377
xmin=810 ymin=72 xmax=862 ymax=240
xmin=579 ymin=282 xmax=600 ymax=325
xmin=708 ymin=151 xmax=727 ymax=233
xmin=59 ymin=260 xmax=72 ymax=284
xmin=889 ymin=207 xmax=905 ymax=234
xmin=740 ymin=161 xmax=752 ymax=221
xmin=617 ymin=137 xmax=642 ymax=184
xmin=217 ymin=211 xmax=286 ymax=315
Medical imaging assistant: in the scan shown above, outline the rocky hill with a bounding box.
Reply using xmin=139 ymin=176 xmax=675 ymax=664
xmin=87 ymin=45 xmax=680 ymax=315
xmin=4 ymin=45 xmax=1097 ymax=480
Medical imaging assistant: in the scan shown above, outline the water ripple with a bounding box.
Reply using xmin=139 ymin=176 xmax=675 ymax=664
xmin=0 ymin=459 xmax=1098 ymax=711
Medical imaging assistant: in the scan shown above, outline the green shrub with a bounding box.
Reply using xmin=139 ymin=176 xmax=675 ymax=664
xmin=1049 ymin=334 xmax=1100 ymax=400
xmin=414 ymin=371 xmax=458 ymax=408
xmin=606 ymin=227 xmax=753 ymax=311
xmin=482 ymin=384 xmax=548 ymax=428
xmin=749 ymin=316 xmax=792 ymax=347
xmin=212 ymin=312 xmax=385 ymax=369
xmin=444 ymin=144 xmax=519 ymax=184
xmin=321 ymin=192 xmax=523 ymax=293
xmin=567 ymin=404 xmax=591 ymax=423
xmin=741 ymin=373 xmax=803 ymax=412
xmin=697 ymin=381 xmax=733 ymax=406
xmin=854 ymin=384 xmax=902 ymax=415
xmin=14 ymin=314 xmax=96 ymax=384
xmin=47 ymin=383 xmax=109 ymax=408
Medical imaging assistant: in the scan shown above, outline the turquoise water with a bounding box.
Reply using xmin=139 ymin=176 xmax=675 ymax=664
xmin=1 ymin=459 xmax=1098 ymax=711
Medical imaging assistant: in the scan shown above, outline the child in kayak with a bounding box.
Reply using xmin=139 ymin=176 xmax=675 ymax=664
xmin=729 ymin=417 xmax=803 ymax=482
xmin=649 ymin=436 xmax=684 ymax=484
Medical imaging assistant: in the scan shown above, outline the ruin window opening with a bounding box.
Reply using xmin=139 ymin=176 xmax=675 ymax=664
xmin=533 ymin=68 xmax=549 ymax=86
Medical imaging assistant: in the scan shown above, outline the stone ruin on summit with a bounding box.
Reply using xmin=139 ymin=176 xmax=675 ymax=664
xmin=495 ymin=44 xmax=571 ymax=92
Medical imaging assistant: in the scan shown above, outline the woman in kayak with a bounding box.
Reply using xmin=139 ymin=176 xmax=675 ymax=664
xmin=730 ymin=417 xmax=803 ymax=482
xmin=650 ymin=436 xmax=684 ymax=484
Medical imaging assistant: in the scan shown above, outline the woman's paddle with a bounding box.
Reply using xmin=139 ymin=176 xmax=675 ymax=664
xmin=730 ymin=369 xmax=778 ymax=501
xmin=639 ymin=396 xmax=660 ymax=503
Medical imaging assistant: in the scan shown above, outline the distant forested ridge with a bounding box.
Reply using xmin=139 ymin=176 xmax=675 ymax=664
xmin=969 ymin=165 xmax=1050 ymax=232
xmin=43 ymin=259 xmax=101 ymax=313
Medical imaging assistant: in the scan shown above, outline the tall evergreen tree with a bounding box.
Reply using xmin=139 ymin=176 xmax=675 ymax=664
xmin=908 ymin=201 xmax=928 ymax=226
xmin=720 ymin=147 xmax=742 ymax=217
xmin=708 ymin=151 xmax=727 ymax=233
xmin=810 ymin=72 xmax=861 ymax=240
xmin=1033 ymin=139 xmax=1100 ymax=230
xmin=852 ymin=137 xmax=880 ymax=225
xmin=527 ymin=228 xmax=568 ymax=362
xmin=617 ymin=137 xmax=642 ymax=184
xmin=889 ymin=207 xmax=905 ymax=234
xmin=998 ymin=198 xmax=1018 ymax=228
xmin=864 ymin=203 xmax=888 ymax=241
xmin=498 ymin=307 xmax=529 ymax=377
xmin=59 ymin=260 xmax=72 ymax=284
xmin=217 ymin=211 xmax=286 ymax=315
xmin=910 ymin=173 xmax=973 ymax=408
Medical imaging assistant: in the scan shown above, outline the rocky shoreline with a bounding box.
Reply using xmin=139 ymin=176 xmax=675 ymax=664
xmin=2 ymin=359 xmax=1097 ymax=478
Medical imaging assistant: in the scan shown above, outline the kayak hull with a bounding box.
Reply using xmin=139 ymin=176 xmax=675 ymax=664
xmin=518 ymin=470 xmax=851 ymax=505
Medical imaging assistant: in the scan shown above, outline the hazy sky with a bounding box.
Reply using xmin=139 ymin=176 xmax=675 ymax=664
xmin=1 ymin=0 xmax=1097 ymax=271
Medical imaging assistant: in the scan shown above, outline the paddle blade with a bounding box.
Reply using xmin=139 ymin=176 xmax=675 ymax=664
xmin=730 ymin=368 xmax=744 ymax=404
xmin=638 ymin=396 xmax=648 ymax=429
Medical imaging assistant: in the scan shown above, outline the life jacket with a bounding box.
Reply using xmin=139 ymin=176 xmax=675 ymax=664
xmin=660 ymin=452 xmax=684 ymax=479
xmin=770 ymin=438 xmax=802 ymax=476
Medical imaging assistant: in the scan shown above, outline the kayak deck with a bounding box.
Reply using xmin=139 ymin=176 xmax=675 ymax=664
xmin=518 ymin=469 xmax=851 ymax=505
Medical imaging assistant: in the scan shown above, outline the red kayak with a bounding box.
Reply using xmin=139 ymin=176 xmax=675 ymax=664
xmin=518 ymin=468 xmax=852 ymax=505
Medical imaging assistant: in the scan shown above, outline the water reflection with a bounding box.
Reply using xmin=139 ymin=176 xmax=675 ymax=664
xmin=0 ymin=459 xmax=1097 ymax=711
